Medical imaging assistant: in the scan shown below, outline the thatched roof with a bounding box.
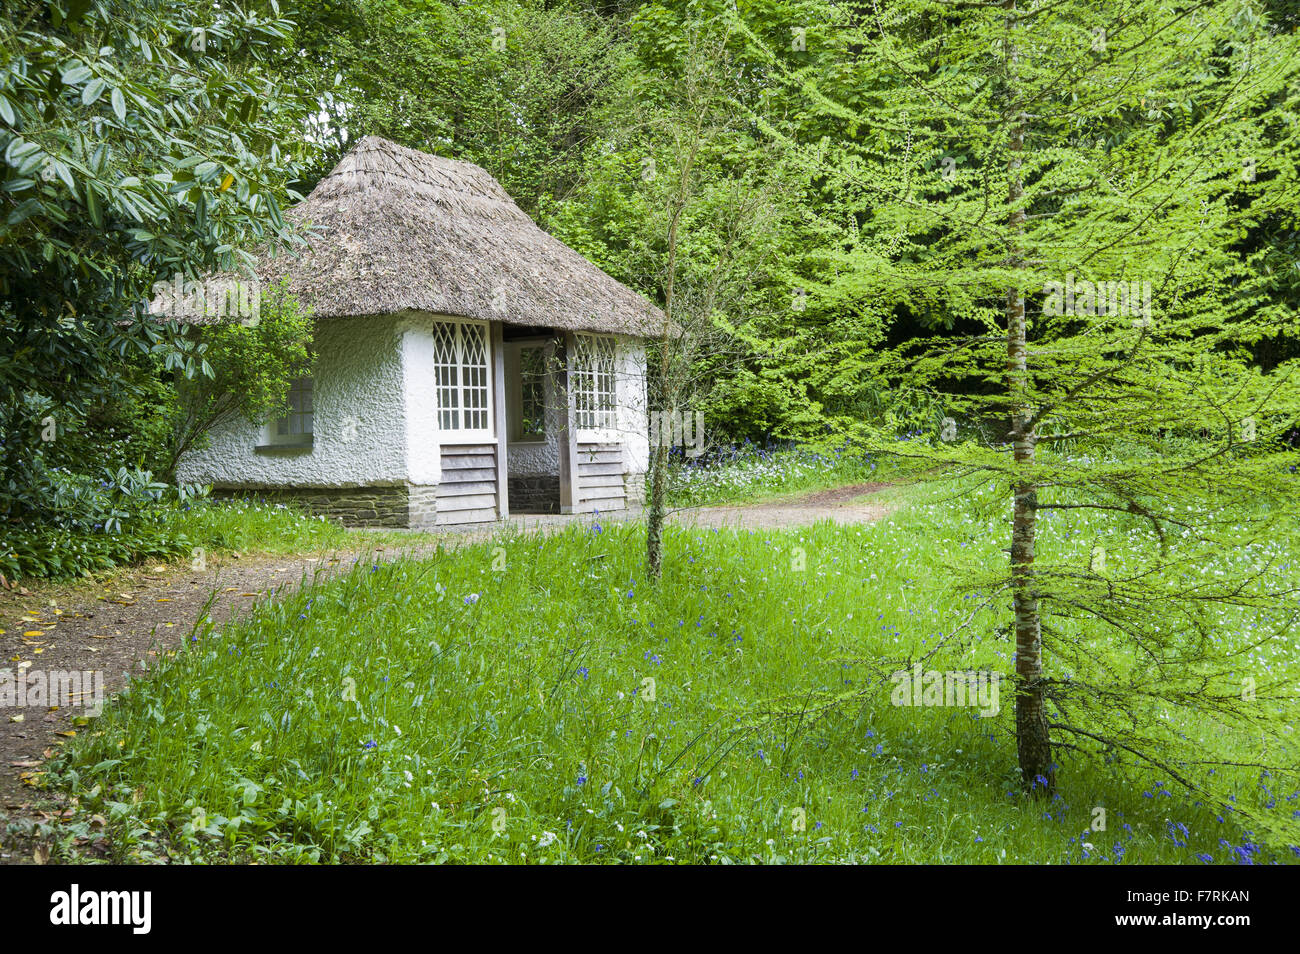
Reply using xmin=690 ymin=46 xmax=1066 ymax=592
xmin=157 ymin=136 xmax=665 ymax=337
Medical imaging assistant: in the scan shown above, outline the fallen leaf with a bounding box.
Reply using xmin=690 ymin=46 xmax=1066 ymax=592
xmin=33 ymin=844 xmax=49 ymax=864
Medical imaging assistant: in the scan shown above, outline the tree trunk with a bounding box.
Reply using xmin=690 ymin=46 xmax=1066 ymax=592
xmin=1003 ymin=0 xmax=1053 ymax=796
xmin=646 ymin=437 xmax=669 ymax=579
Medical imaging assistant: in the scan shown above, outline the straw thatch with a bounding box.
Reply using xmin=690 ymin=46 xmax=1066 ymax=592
xmin=155 ymin=136 xmax=664 ymax=337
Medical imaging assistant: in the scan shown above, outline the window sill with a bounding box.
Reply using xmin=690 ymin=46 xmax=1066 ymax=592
xmin=255 ymin=440 xmax=314 ymax=455
xmin=439 ymin=435 xmax=496 ymax=445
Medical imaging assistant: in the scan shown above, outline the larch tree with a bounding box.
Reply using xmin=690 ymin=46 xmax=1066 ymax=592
xmin=741 ymin=0 xmax=1300 ymax=822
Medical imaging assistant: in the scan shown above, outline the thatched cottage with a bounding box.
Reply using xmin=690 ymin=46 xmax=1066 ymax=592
xmin=166 ymin=136 xmax=662 ymax=527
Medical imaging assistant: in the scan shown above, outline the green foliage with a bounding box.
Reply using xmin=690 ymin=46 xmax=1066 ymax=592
xmin=663 ymin=441 xmax=879 ymax=507
xmin=0 ymin=467 xmax=189 ymax=578
xmin=43 ymin=489 xmax=1300 ymax=862
xmin=738 ymin=0 xmax=1300 ymax=792
xmin=0 ymin=0 xmax=315 ymax=521
xmin=309 ymin=0 xmax=624 ymax=215
xmin=0 ymin=491 xmax=355 ymax=581
xmin=166 ymin=282 xmax=314 ymax=475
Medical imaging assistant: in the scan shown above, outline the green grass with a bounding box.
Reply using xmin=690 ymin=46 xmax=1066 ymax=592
xmin=42 ymin=482 xmax=1300 ymax=864
xmin=158 ymin=496 xmax=426 ymax=556
xmin=2 ymin=495 xmax=433 ymax=582
xmin=663 ymin=444 xmax=884 ymax=508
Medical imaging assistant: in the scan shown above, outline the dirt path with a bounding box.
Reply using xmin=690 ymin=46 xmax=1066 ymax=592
xmin=0 ymin=482 xmax=892 ymax=862
xmin=669 ymin=481 xmax=892 ymax=529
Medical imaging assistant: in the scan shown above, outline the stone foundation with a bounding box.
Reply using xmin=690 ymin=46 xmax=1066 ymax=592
xmin=214 ymin=485 xmax=409 ymax=528
xmin=407 ymin=484 xmax=440 ymax=529
xmin=508 ymin=475 xmax=560 ymax=514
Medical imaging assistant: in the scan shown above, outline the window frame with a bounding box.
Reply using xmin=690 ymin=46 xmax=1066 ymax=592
xmin=266 ymin=375 xmax=314 ymax=447
xmin=507 ymin=340 xmax=550 ymax=444
xmin=432 ymin=318 xmax=494 ymax=443
xmin=572 ymin=333 xmax=618 ymax=441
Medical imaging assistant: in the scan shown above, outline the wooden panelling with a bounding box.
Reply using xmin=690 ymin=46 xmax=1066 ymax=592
xmin=582 ymin=486 xmax=626 ymax=501
xmin=573 ymin=441 xmax=626 ymax=512
xmin=439 ymin=480 xmax=497 ymax=497
xmin=438 ymin=444 xmax=500 ymax=522
xmin=578 ymin=462 xmax=625 ymax=477
xmin=438 ymin=492 xmax=498 ymax=511
xmin=435 ymin=507 xmax=496 ymax=525
xmin=439 ymin=466 xmax=495 ymax=482
xmin=442 ymin=454 xmax=496 ymax=470
xmin=577 ymin=451 xmax=622 ymax=465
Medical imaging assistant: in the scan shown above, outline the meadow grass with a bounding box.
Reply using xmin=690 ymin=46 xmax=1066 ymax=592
xmin=158 ymin=497 xmax=432 ymax=556
xmin=44 ymin=481 xmax=1300 ymax=864
xmin=663 ymin=443 xmax=884 ymax=508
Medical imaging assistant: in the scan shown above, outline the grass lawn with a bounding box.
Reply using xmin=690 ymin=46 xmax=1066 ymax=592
xmin=43 ymin=481 xmax=1300 ymax=864
xmin=663 ymin=443 xmax=885 ymax=507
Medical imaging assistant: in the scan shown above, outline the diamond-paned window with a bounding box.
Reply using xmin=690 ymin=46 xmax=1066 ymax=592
xmin=573 ymin=334 xmax=616 ymax=431
xmin=433 ymin=321 xmax=491 ymax=433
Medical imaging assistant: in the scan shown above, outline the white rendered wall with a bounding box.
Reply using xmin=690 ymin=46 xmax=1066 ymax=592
xmin=617 ymin=336 xmax=649 ymax=475
xmin=177 ymin=315 xmax=649 ymax=491
xmin=176 ymin=315 xmax=407 ymax=488
xmin=399 ymin=313 xmax=443 ymax=486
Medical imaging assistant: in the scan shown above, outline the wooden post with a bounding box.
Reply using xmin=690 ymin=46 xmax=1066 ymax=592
xmin=558 ymin=331 xmax=580 ymax=513
xmin=492 ymin=321 xmax=509 ymax=521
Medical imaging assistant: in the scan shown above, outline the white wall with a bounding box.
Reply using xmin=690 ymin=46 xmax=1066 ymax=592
xmin=177 ymin=314 xmax=650 ymax=493
xmin=177 ymin=314 xmax=407 ymax=488
xmin=399 ymin=314 xmax=443 ymax=486
xmin=617 ymin=336 xmax=650 ymax=475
